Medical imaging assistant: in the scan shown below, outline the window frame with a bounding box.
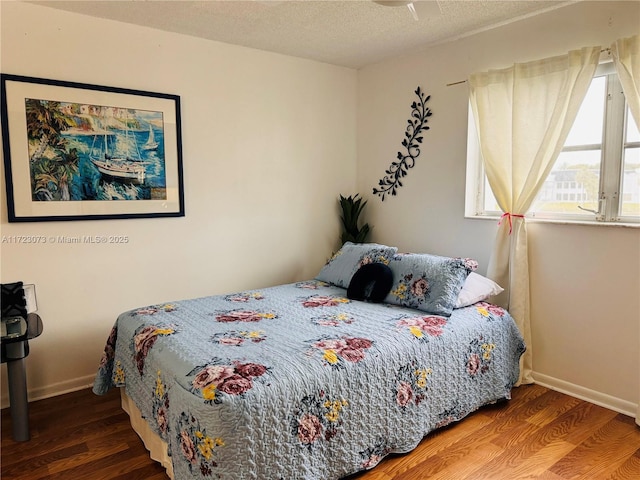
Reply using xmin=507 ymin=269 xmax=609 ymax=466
xmin=465 ymin=60 xmax=640 ymax=227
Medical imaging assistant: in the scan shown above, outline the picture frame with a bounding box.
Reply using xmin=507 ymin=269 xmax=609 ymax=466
xmin=1 ymin=74 xmax=184 ymax=222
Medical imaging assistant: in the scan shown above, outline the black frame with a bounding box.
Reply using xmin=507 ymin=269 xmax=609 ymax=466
xmin=1 ymin=74 xmax=184 ymax=222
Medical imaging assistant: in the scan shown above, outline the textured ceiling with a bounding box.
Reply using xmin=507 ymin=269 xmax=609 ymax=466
xmin=29 ymin=0 xmax=575 ymax=69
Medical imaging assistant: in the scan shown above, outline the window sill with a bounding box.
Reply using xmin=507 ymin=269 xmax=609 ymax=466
xmin=464 ymin=214 xmax=640 ymax=229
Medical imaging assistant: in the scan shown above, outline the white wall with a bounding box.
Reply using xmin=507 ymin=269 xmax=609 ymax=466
xmin=0 ymin=2 xmax=357 ymax=406
xmin=357 ymin=1 xmax=639 ymax=415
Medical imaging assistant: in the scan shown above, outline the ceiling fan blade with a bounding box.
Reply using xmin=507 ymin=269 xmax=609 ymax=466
xmin=407 ymin=2 xmax=419 ymax=21
xmin=374 ymin=1 xmax=442 ymax=21
xmin=413 ymin=1 xmax=442 ymax=19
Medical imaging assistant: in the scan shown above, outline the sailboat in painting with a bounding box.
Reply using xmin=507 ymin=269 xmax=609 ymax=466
xmin=90 ymin=132 xmax=146 ymax=184
xmin=142 ymin=125 xmax=159 ymax=151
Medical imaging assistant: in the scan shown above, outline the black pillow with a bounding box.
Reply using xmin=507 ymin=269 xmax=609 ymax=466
xmin=347 ymin=263 xmax=393 ymax=303
xmin=1 ymin=282 xmax=26 ymax=319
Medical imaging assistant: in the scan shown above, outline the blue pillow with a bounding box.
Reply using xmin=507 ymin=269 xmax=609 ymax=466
xmin=384 ymin=253 xmax=473 ymax=317
xmin=315 ymin=242 xmax=398 ymax=289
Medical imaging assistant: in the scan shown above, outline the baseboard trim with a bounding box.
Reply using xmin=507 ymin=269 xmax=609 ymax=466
xmin=1 ymin=374 xmax=95 ymax=409
xmin=533 ymin=372 xmax=637 ymax=419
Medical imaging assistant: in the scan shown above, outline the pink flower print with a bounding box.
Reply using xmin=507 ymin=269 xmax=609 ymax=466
xmin=411 ymin=278 xmax=429 ymax=297
xmin=226 ymin=295 xmax=250 ymax=303
xmin=215 ymin=310 xmax=262 ymax=322
xmin=418 ymin=316 xmax=447 ymax=336
xmin=362 ymin=455 xmax=382 ymax=469
xmin=134 ymin=326 xmax=157 ymax=352
xmin=314 ymin=339 xmax=348 ymax=351
xmin=191 ymin=365 xmax=235 ymax=389
xmin=302 ymin=296 xmax=346 ymax=308
xmin=157 ymin=407 xmax=168 ymax=434
xmin=136 ymin=306 xmax=159 ymax=315
xmin=218 ymin=337 xmax=244 ymax=346
xmin=396 ymin=381 xmax=414 ymax=406
xmin=297 ymin=414 xmax=323 ymax=444
xmin=467 ymin=353 xmax=481 ymax=376
xmin=339 ymin=348 xmax=365 ymax=363
xmin=399 ymin=316 xmax=447 ymax=337
xmin=345 ymin=337 xmax=373 ymax=350
xmin=477 ymin=302 xmax=505 ymax=317
xmin=180 ymin=430 xmax=198 ymax=464
xmin=217 ymin=375 xmax=253 ymax=395
xmin=234 ymin=362 xmax=267 ymax=379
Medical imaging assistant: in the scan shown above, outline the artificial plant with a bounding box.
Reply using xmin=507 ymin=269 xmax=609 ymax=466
xmin=339 ymin=194 xmax=371 ymax=244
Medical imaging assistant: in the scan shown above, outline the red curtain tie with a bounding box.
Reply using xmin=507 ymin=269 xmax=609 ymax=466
xmin=499 ymin=212 xmax=525 ymax=234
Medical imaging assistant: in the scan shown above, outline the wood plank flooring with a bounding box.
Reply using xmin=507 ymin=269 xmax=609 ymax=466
xmin=1 ymin=384 xmax=638 ymax=479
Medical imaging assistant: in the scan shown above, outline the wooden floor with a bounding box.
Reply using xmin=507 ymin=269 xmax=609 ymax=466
xmin=1 ymin=384 xmax=638 ymax=479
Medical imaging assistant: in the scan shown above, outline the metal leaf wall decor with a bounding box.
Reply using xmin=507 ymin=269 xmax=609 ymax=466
xmin=373 ymin=87 xmax=432 ymax=201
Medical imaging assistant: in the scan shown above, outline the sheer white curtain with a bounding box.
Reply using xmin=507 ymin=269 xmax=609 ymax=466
xmin=612 ymin=34 xmax=640 ymax=126
xmin=611 ymin=33 xmax=640 ymax=425
xmin=469 ymin=46 xmax=600 ymax=385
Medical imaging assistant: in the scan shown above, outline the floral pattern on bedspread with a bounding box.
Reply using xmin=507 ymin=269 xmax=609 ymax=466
xmin=395 ymin=314 xmax=447 ymax=340
xmin=93 ymin=281 xmax=525 ymax=480
xmin=177 ymin=411 xmax=225 ymax=476
xmin=291 ymin=391 xmax=349 ymax=447
xmin=306 ymin=336 xmax=374 ymax=369
xmin=188 ymin=358 xmax=269 ymax=404
xmin=394 ymin=362 xmax=432 ymax=409
xmin=153 ymin=371 xmax=170 ymax=438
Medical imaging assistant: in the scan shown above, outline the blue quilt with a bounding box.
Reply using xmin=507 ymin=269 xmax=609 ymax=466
xmin=93 ymin=280 xmax=525 ymax=479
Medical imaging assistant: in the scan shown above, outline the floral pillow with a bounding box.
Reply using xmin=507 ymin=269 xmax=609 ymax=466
xmin=315 ymin=242 xmax=398 ymax=289
xmin=384 ymin=253 xmax=475 ymax=317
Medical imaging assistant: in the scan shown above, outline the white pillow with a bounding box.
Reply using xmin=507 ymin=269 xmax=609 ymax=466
xmin=455 ymin=272 xmax=504 ymax=308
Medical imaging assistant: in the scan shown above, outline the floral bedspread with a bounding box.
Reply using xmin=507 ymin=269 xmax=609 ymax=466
xmin=93 ymin=280 xmax=525 ymax=480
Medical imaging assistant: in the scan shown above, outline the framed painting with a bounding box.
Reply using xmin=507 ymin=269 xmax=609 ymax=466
xmin=1 ymin=74 xmax=184 ymax=222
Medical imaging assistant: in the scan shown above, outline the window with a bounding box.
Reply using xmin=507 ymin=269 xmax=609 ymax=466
xmin=466 ymin=61 xmax=640 ymax=225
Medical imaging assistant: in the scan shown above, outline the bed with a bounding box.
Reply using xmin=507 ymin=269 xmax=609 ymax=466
xmin=93 ymin=243 xmax=525 ymax=479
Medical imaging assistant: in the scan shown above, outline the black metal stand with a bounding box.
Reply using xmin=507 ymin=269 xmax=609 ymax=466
xmin=1 ymin=313 xmax=43 ymax=442
xmin=6 ymin=356 xmax=30 ymax=441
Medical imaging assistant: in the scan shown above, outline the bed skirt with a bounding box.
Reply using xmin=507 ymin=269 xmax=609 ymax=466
xmin=120 ymin=388 xmax=174 ymax=479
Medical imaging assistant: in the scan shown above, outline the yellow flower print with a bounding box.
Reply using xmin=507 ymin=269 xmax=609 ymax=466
xmin=195 ymin=431 xmax=204 ymax=439
xmin=114 ymin=361 xmax=125 ymax=384
xmin=324 ymin=349 xmax=339 ymax=364
xmin=201 ymin=384 xmax=217 ymax=401
xmin=409 ymin=326 xmax=423 ymax=338
xmin=336 ymin=313 xmax=349 ymax=321
xmin=325 ymin=409 xmax=339 ymax=422
xmin=392 ymin=283 xmax=407 ymax=300
xmin=198 ymin=432 xmax=217 ymax=460
xmin=481 ymin=343 xmax=495 ymax=360
xmin=376 ymin=256 xmax=390 ymax=265
xmin=248 ymin=330 xmax=263 ymax=338
xmin=323 ymin=397 xmax=348 ymax=423
xmin=336 ymin=297 xmax=349 ymax=304
xmin=214 ymin=437 xmax=225 ymax=447
xmin=198 ymin=442 xmax=213 ymax=460
xmin=476 ymin=306 xmax=489 ymax=317
xmin=155 ymin=327 xmax=175 ymax=336
xmin=414 ymin=367 xmax=432 ymax=389
xmin=155 ymin=371 xmax=164 ymax=398
xmin=259 ymin=313 xmax=276 ymax=319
